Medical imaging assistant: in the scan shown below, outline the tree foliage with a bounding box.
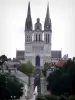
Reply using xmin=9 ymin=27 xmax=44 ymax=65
xmin=69 ymin=95 xmax=75 ymax=100
xmin=0 ymin=55 xmax=7 ymax=65
xmin=44 ymin=62 xmax=51 ymax=69
xmin=59 ymin=95 xmax=67 ymax=100
xmin=19 ymin=61 xmax=34 ymax=76
xmin=36 ymin=94 xmax=59 ymax=100
xmin=47 ymin=59 xmax=75 ymax=96
xmin=42 ymin=62 xmax=51 ymax=77
xmin=0 ymin=73 xmax=24 ymax=100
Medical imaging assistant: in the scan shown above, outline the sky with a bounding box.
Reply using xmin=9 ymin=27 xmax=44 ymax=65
xmin=0 ymin=0 xmax=74 ymax=58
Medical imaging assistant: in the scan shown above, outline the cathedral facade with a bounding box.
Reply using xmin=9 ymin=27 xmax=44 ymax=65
xmin=16 ymin=2 xmax=62 ymax=67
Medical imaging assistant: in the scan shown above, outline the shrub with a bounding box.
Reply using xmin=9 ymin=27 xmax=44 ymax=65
xmin=45 ymin=94 xmax=59 ymax=100
xmin=69 ymin=95 xmax=75 ymax=100
xmin=36 ymin=95 xmax=46 ymax=100
xmin=59 ymin=95 xmax=67 ymax=100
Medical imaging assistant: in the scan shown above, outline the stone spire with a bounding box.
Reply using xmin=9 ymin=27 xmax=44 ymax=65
xmin=46 ymin=2 xmax=50 ymax=19
xmin=25 ymin=1 xmax=33 ymax=31
xmin=44 ymin=2 xmax=52 ymax=31
xmin=27 ymin=1 xmax=31 ymax=18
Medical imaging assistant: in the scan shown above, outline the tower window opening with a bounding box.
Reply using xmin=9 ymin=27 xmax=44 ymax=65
xmin=27 ymin=35 xmax=28 ymax=38
xmin=46 ymin=34 xmax=47 ymax=43
xmin=29 ymin=36 xmax=30 ymax=38
xmin=39 ymin=35 xmax=40 ymax=41
xmin=36 ymin=34 xmax=37 ymax=41
xmin=48 ymin=34 xmax=49 ymax=43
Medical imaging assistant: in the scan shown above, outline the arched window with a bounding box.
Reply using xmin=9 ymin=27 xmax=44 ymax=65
xmin=39 ymin=35 xmax=40 ymax=41
xmin=26 ymin=35 xmax=28 ymax=42
xmin=36 ymin=56 xmax=40 ymax=66
xmin=36 ymin=34 xmax=37 ymax=41
xmin=46 ymin=34 xmax=47 ymax=43
xmin=48 ymin=34 xmax=49 ymax=43
xmin=27 ymin=35 xmax=28 ymax=38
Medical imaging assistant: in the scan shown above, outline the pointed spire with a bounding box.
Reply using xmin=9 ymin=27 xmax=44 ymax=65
xmin=44 ymin=2 xmax=52 ymax=31
xmin=46 ymin=2 xmax=50 ymax=19
xmin=25 ymin=1 xmax=33 ymax=31
xmin=27 ymin=1 xmax=31 ymax=18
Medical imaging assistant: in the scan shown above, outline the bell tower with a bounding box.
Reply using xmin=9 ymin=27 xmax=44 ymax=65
xmin=44 ymin=3 xmax=52 ymax=56
xmin=25 ymin=1 xmax=33 ymax=31
xmin=25 ymin=2 xmax=33 ymax=52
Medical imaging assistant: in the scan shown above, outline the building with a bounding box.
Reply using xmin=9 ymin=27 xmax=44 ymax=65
xmin=16 ymin=2 xmax=62 ymax=67
xmin=15 ymin=1 xmax=63 ymax=96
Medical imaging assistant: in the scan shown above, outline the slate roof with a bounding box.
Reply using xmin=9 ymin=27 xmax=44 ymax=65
xmin=51 ymin=50 xmax=61 ymax=58
xmin=16 ymin=50 xmax=62 ymax=59
xmin=16 ymin=50 xmax=25 ymax=60
xmin=16 ymin=50 xmax=25 ymax=56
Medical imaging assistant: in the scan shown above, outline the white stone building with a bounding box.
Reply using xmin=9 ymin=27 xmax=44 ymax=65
xmin=15 ymin=1 xmax=63 ymax=96
xmin=16 ymin=2 xmax=62 ymax=67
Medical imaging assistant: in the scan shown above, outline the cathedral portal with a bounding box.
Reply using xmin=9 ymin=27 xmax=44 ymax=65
xmin=36 ymin=56 xmax=40 ymax=66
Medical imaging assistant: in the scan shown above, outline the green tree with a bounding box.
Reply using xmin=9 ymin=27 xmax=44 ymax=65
xmin=36 ymin=95 xmax=46 ymax=100
xmin=0 ymin=55 xmax=8 ymax=72
xmin=69 ymin=95 xmax=75 ymax=100
xmin=44 ymin=62 xmax=51 ymax=69
xmin=42 ymin=62 xmax=51 ymax=77
xmin=19 ymin=61 xmax=34 ymax=76
xmin=19 ymin=61 xmax=34 ymax=86
xmin=0 ymin=73 xmax=24 ymax=100
xmin=36 ymin=94 xmax=59 ymax=100
xmin=0 ymin=55 xmax=8 ymax=65
xmin=47 ymin=59 xmax=75 ymax=96
xmin=45 ymin=94 xmax=59 ymax=100
xmin=59 ymin=95 xmax=67 ymax=100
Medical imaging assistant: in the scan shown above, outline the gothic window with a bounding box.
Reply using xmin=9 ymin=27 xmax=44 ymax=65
xmin=27 ymin=35 xmax=28 ymax=38
xmin=39 ymin=35 xmax=40 ymax=41
xmin=26 ymin=39 xmax=28 ymax=42
xmin=36 ymin=35 xmax=37 ymax=41
xmin=36 ymin=56 xmax=40 ymax=66
xmin=29 ymin=36 xmax=30 ymax=38
xmin=46 ymin=34 xmax=47 ymax=43
xmin=48 ymin=34 xmax=49 ymax=43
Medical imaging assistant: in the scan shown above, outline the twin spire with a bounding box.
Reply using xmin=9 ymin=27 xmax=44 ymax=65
xmin=25 ymin=1 xmax=51 ymax=31
xmin=46 ymin=2 xmax=50 ymax=19
xmin=27 ymin=1 xmax=31 ymax=18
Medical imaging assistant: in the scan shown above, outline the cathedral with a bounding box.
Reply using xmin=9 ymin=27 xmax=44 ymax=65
xmin=16 ymin=2 xmax=62 ymax=67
